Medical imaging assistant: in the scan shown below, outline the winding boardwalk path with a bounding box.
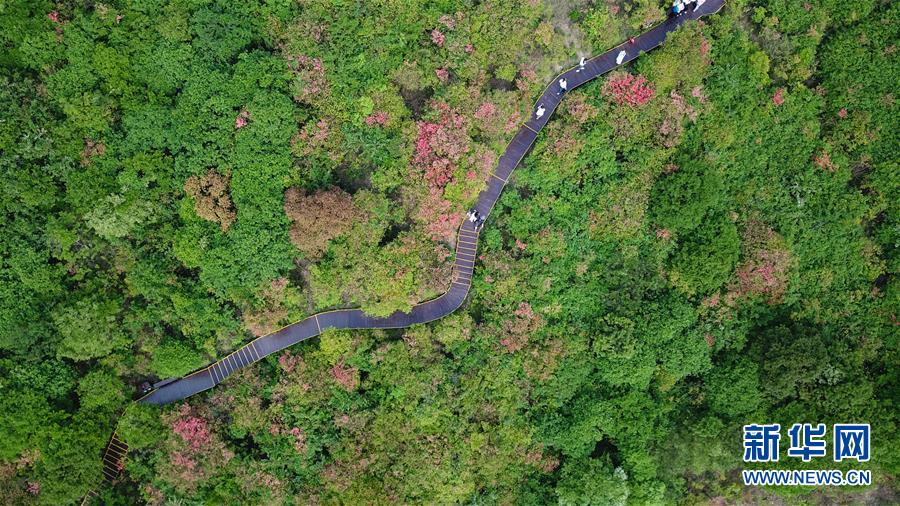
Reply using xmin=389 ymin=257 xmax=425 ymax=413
xmin=90 ymin=1 xmax=725 ymax=494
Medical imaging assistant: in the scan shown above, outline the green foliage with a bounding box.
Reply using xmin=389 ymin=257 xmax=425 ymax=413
xmin=151 ymin=340 xmax=207 ymax=379
xmin=118 ymin=404 xmax=166 ymax=450
xmin=0 ymin=387 xmax=56 ymax=460
xmin=704 ymin=357 xmax=763 ymax=418
xmin=77 ymin=368 xmax=126 ymax=412
xmin=668 ymin=215 xmax=741 ymax=296
xmin=556 ymin=457 xmax=629 ymax=506
xmin=52 ymin=294 xmax=129 ymax=361
xmin=0 ymin=0 xmax=896 ymax=504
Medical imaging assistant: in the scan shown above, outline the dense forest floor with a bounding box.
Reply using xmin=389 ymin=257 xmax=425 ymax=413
xmin=0 ymin=0 xmax=897 ymax=504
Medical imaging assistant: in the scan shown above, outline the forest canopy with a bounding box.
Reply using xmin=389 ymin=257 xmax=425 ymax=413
xmin=0 ymin=0 xmax=896 ymax=504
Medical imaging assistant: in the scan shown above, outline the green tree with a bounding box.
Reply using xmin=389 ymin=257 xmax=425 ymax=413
xmin=556 ymin=457 xmax=629 ymax=506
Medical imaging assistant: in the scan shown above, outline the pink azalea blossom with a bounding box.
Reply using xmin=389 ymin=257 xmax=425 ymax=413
xmin=603 ymin=74 xmax=655 ymax=107
xmin=438 ymin=14 xmax=456 ymax=30
xmin=172 ymin=416 xmax=210 ymax=450
xmin=431 ymin=29 xmax=445 ymax=47
xmin=474 ymin=102 xmax=498 ymax=120
xmin=365 ymin=110 xmax=389 ymax=126
xmin=772 ymin=88 xmax=785 ymax=106
xmin=171 ymin=451 xmax=197 ymax=471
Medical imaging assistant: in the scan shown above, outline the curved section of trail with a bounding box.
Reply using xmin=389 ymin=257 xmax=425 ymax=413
xmin=140 ymin=1 xmax=725 ymax=406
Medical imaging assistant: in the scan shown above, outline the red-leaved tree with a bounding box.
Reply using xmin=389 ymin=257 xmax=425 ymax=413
xmin=412 ymin=102 xmax=471 ymax=240
xmin=602 ymin=73 xmax=655 ymax=107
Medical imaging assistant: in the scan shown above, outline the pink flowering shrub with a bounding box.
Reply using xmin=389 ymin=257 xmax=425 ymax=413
xmin=431 ymin=29 xmax=445 ymax=47
xmin=291 ymin=119 xmax=330 ymax=156
xmin=435 ymin=67 xmax=449 ymax=83
xmin=419 ymin=190 xmax=459 ymax=240
xmin=516 ymin=64 xmax=538 ymax=91
xmin=813 ymin=150 xmax=837 ymax=172
xmin=438 ymin=14 xmax=456 ymax=30
xmin=474 ymin=102 xmax=498 ymax=121
xmin=278 ymin=351 xmax=301 ymax=373
xmin=734 ymin=248 xmax=793 ymax=304
xmin=772 ymin=88 xmax=785 ymax=106
xmin=289 ymin=427 xmax=307 ymax=453
xmin=504 ymin=110 xmax=521 ymax=133
xmin=171 ymin=451 xmax=197 ymax=471
xmin=47 ymin=11 xmax=60 ymax=23
xmin=411 ymin=102 xmax=473 ymax=240
xmin=434 ymin=244 xmax=451 ymax=261
xmin=476 ymin=148 xmax=496 ymax=174
xmin=700 ymin=37 xmax=711 ymax=60
xmin=172 ymin=414 xmax=210 ymax=450
xmin=287 ymin=55 xmax=328 ymax=104
xmin=728 ymin=219 xmax=794 ymax=305
xmin=330 ymin=359 xmax=359 ymax=391
xmin=564 ymin=94 xmax=598 ymax=125
xmin=602 ymin=73 xmax=655 ymax=107
xmin=365 ymin=110 xmax=389 ymax=127
xmin=500 ymin=302 xmax=543 ymax=353
xmin=413 ymin=105 xmax=467 ymax=180
xmin=234 ymin=109 xmax=249 ymax=129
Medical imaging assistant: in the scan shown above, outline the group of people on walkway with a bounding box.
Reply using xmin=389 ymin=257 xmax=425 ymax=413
xmin=466 ymin=209 xmax=486 ymax=230
xmin=672 ymin=0 xmax=704 ymax=15
xmin=536 ymin=34 xmax=644 ymax=120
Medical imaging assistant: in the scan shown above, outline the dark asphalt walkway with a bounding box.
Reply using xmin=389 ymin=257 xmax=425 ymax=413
xmin=138 ymin=0 xmax=726 ymax=406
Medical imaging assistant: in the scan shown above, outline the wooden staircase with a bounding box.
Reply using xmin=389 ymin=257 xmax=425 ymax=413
xmin=80 ymin=432 xmax=128 ymax=505
xmin=101 ymin=432 xmax=128 ymax=482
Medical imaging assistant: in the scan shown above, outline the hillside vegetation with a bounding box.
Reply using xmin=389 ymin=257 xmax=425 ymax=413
xmin=0 ymin=0 xmax=896 ymax=504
